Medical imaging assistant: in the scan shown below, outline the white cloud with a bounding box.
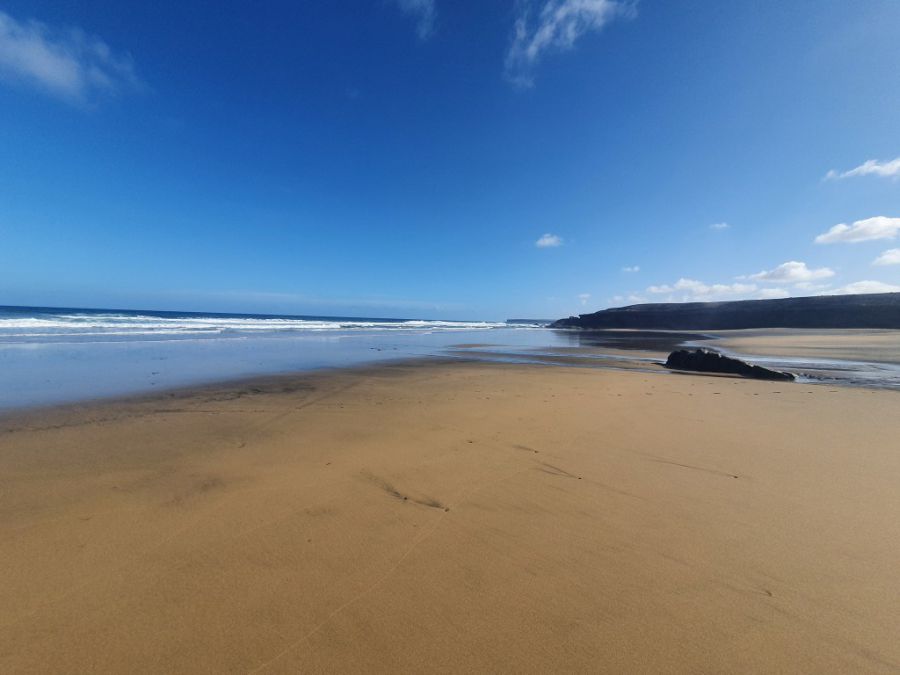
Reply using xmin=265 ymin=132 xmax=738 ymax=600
xmin=621 ymin=265 xmax=640 ymax=272
xmin=873 ymin=248 xmax=900 ymax=266
xmin=825 ymin=157 xmax=900 ymax=181
xmin=504 ymin=0 xmax=635 ymax=88
xmin=577 ymin=292 xmax=591 ymax=305
xmin=0 ymin=9 xmax=141 ymax=104
xmin=609 ymin=293 xmax=646 ymax=306
xmin=821 ymin=280 xmax=900 ymax=295
xmin=647 ymin=278 xmax=758 ymax=301
xmin=746 ymin=260 xmax=835 ymax=283
xmin=710 ymin=222 xmax=730 ymax=230
xmin=535 ymin=233 xmax=563 ymax=248
xmin=637 ymin=262 xmax=900 ymax=303
xmin=815 ymin=216 xmax=900 ymax=244
xmin=392 ymin=0 xmax=436 ymax=40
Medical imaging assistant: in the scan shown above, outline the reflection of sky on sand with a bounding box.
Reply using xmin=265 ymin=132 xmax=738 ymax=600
xmin=3 ymin=327 xmax=898 ymax=411
xmin=697 ymin=330 xmax=900 ymax=391
xmin=549 ymin=329 xmax=714 ymax=353
xmin=0 ymin=328 xmax=568 ymax=410
xmin=712 ymin=350 xmax=900 ymax=391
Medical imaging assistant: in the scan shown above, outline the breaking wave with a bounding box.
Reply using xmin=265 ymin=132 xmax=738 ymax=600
xmin=0 ymin=308 xmax=534 ymax=343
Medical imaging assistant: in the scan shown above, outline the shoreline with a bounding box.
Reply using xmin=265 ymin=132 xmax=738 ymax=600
xmin=3 ymin=359 xmax=899 ymax=672
xmin=3 ymin=349 xmax=897 ymax=422
xmin=0 ymin=355 xmax=451 ymax=423
xmin=4 ymin=327 xmax=900 ymax=413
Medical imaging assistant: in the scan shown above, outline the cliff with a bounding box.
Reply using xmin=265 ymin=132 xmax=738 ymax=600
xmin=551 ymin=293 xmax=900 ymax=330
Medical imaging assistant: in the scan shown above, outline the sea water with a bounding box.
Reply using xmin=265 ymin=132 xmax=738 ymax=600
xmin=0 ymin=306 xmax=562 ymax=409
xmin=2 ymin=306 xmax=897 ymax=410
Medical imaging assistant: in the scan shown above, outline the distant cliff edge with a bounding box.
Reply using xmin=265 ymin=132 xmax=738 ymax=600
xmin=550 ymin=293 xmax=900 ymax=330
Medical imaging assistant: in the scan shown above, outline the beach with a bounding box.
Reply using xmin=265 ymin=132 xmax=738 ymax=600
xmin=709 ymin=328 xmax=900 ymax=365
xmin=5 ymin=0 xmax=898 ymax=671
xmin=2 ymin=361 xmax=899 ymax=673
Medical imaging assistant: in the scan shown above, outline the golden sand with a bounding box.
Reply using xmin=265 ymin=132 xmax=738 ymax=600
xmin=709 ymin=328 xmax=900 ymax=365
xmin=2 ymin=362 xmax=899 ymax=673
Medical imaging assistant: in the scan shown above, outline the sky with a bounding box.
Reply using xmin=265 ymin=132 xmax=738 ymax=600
xmin=1 ymin=0 xmax=899 ymax=320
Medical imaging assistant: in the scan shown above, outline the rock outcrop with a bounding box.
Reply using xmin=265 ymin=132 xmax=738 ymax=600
xmin=664 ymin=348 xmax=794 ymax=381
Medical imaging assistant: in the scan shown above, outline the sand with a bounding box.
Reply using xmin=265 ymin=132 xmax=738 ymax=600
xmin=709 ymin=329 xmax=900 ymax=366
xmin=2 ymin=361 xmax=899 ymax=673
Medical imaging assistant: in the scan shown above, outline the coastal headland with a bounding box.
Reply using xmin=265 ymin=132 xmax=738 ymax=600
xmin=2 ymin=360 xmax=899 ymax=673
xmin=552 ymin=292 xmax=900 ymax=330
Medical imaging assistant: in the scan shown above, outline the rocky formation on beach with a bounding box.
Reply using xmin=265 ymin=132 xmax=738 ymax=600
xmin=551 ymin=292 xmax=900 ymax=330
xmin=665 ymin=348 xmax=795 ymax=381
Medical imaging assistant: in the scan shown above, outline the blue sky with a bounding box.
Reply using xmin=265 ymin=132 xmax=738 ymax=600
xmin=1 ymin=0 xmax=899 ymax=320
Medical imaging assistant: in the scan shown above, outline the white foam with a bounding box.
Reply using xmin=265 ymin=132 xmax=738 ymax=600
xmin=0 ymin=312 xmax=517 ymax=341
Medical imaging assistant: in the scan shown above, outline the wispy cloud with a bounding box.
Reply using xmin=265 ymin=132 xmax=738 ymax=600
xmin=815 ymin=216 xmax=900 ymax=244
xmin=392 ymin=0 xmax=437 ymax=40
xmin=873 ymin=248 xmax=900 ymax=266
xmin=745 ymin=261 xmax=834 ymax=283
xmin=646 ymin=278 xmax=758 ymax=302
xmin=0 ymin=9 xmax=142 ymax=105
xmin=825 ymin=157 xmax=900 ymax=181
xmin=621 ymin=265 xmax=640 ymax=273
xmin=643 ymin=277 xmax=900 ymax=301
xmin=640 ymin=258 xmax=900 ymax=302
xmin=577 ymin=292 xmax=591 ymax=305
xmin=609 ymin=293 xmax=646 ymax=306
xmin=710 ymin=222 xmax=730 ymax=230
xmin=535 ymin=233 xmax=563 ymax=248
xmin=504 ymin=0 xmax=635 ymax=88
xmin=820 ymin=280 xmax=900 ymax=295
xmin=644 ymin=270 xmax=823 ymax=302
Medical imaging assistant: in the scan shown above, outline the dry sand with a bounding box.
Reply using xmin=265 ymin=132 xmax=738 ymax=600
xmin=2 ymin=362 xmax=899 ymax=673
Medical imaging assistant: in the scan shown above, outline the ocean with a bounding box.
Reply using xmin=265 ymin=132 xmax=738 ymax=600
xmin=0 ymin=305 xmax=565 ymax=409
xmin=3 ymin=306 xmax=898 ymax=411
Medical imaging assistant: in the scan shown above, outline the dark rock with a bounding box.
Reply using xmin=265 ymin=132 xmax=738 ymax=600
xmin=665 ymin=348 xmax=794 ymax=381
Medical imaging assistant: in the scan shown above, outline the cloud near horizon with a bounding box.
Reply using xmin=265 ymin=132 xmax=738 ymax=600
xmin=821 ymin=280 xmax=900 ymax=295
xmin=639 ymin=263 xmax=900 ymax=304
xmin=825 ymin=157 xmax=900 ymax=181
xmin=535 ymin=233 xmax=563 ymax=248
xmin=622 ymin=265 xmax=640 ymax=272
xmin=504 ymin=0 xmax=635 ymax=87
xmin=645 ymin=261 xmax=829 ymax=302
xmin=392 ymin=0 xmax=437 ymax=40
xmin=709 ymin=222 xmax=730 ymax=230
xmin=814 ymin=216 xmax=900 ymax=244
xmin=0 ymin=9 xmax=142 ymax=104
xmin=609 ymin=293 xmax=647 ymax=306
xmin=745 ymin=261 xmax=834 ymax=283
xmin=646 ymin=278 xmax=759 ymax=302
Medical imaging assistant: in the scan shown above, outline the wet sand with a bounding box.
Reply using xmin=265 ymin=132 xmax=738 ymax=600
xmin=708 ymin=329 xmax=900 ymax=366
xmin=2 ymin=361 xmax=899 ymax=673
